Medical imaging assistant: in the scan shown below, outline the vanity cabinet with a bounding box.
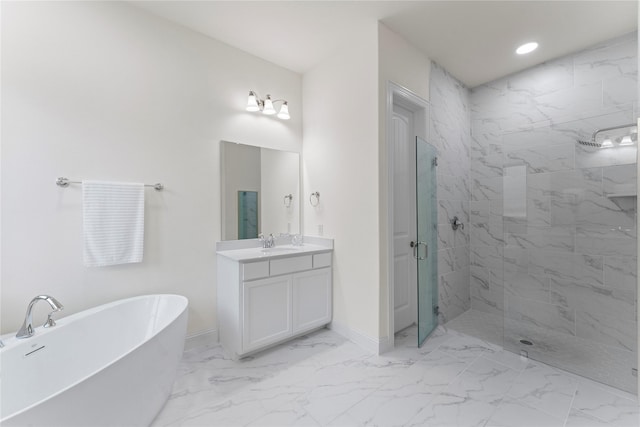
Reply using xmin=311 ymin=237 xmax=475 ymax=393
xmin=217 ymin=249 xmax=332 ymax=358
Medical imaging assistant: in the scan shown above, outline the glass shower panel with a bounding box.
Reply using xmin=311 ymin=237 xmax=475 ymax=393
xmin=416 ymin=136 xmax=439 ymax=347
xmin=501 ymin=115 xmax=638 ymax=394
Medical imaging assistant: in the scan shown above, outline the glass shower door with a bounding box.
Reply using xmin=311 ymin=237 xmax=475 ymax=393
xmin=416 ymin=136 xmax=439 ymax=347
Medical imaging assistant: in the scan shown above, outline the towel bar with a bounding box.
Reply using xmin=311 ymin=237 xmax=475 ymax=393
xmin=56 ymin=177 xmax=163 ymax=191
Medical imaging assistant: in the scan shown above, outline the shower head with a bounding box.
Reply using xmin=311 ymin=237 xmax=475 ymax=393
xmin=577 ymin=139 xmax=602 ymax=148
xmin=577 ymin=122 xmax=636 ymax=148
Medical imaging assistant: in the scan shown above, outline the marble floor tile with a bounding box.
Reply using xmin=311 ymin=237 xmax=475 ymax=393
xmin=505 ymin=360 xmax=578 ymax=420
xmin=405 ymin=391 xmax=500 ymax=427
xmin=485 ymin=396 xmax=565 ymax=427
xmin=341 ymin=351 xmax=469 ymax=426
xmin=247 ymin=402 xmax=320 ymax=427
xmin=572 ymin=381 xmax=640 ymax=426
xmin=564 ymin=408 xmax=612 ymax=427
xmin=444 ymin=356 xmax=520 ymax=403
xmin=153 ymin=325 xmax=638 ymax=427
xmin=443 ymin=309 xmax=504 ymax=347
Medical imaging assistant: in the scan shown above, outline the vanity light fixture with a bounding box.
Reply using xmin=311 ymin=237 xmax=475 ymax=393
xmin=245 ymin=90 xmax=290 ymax=120
xmin=516 ymin=42 xmax=538 ymax=55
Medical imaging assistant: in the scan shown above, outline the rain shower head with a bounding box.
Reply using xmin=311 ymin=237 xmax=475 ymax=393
xmin=577 ymin=139 xmax=602 ymax=148
xmin=577 ymin=123 xmax=636 ymax=148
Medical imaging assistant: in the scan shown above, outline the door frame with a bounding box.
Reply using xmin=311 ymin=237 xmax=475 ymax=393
xmin=385 ymin=81 xmax=429 ymax=350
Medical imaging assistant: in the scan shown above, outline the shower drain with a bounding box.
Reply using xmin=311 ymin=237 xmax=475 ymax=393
xmin=519 ymin=339 xmax=533 ymax=346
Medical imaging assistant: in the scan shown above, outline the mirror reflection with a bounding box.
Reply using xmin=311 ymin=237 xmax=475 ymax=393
xmin=221 ymin=141 xmax=300 ymax=240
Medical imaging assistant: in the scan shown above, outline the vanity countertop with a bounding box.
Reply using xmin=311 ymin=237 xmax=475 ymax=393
xmin=217 ymin=243 xmax=332 ymax=262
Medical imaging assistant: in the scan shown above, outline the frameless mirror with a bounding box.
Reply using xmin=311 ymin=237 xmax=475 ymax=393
xmin=220 ymin=141 xmax=300 ymax=240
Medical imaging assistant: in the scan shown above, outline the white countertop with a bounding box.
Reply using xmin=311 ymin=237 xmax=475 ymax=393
xmin=216 ymin=243 xmax=332 ymax=262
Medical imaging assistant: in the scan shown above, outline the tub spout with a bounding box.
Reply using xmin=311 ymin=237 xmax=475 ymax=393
xmin=16 ymin=295 xmax=64 ymax=339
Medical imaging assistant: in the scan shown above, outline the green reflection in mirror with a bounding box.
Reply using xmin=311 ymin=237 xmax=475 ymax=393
xmin=238 ymin=191 xmax=258 ymax=239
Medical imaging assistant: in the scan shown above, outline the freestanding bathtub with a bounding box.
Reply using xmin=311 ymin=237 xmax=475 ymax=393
xmin=0 ymin=294 xmax=188 ymax=426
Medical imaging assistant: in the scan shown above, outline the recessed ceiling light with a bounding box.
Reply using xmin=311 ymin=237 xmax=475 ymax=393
xmin=516 ymin=42 xmax=539 ymax=55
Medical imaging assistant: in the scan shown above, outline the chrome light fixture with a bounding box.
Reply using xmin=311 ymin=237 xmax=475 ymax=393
xmin=245 ymin=90 xmax=290 ymax=120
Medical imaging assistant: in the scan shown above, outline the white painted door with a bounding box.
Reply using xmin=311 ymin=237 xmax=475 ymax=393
xmin=242 ymin=276 xmax=292 ymax=352
xmin=392 ymin=104 xmax=417 ymax=332
xmin=292 ymin=267 xmax=332 ymax=333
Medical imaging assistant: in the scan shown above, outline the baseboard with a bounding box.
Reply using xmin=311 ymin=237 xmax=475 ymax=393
xmin=328 ymin=321 xmax=382 ymax=354
xmin=184 ymin=329 xmax=218 ymax=351
xmin=378 ymin=335 xmax=394 ymax=354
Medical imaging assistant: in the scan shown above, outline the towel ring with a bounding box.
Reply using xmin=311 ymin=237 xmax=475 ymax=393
xmin=309 ymin=191 xmax=320 ymax=207
xmin=284 ymin=194 xmax=293 ymax=208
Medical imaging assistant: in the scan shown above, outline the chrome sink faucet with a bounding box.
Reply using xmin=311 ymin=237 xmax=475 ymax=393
xmin=258 ymin=233 xmax=276 ymax=248
xmin=16 ymin=295 xmax=64 ymax=339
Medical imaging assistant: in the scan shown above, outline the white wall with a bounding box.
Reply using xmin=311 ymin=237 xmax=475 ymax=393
xmin=377 ymin=24 xmax=431 ymax=339
xmin=302 ymin=21 xmax=380 ymax=340
xmin=1 ymin=1 xmax=302 ymax=335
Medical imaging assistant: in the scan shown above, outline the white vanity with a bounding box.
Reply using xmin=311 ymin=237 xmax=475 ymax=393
xmin=216 ymin=237 xmax=333 ymax=358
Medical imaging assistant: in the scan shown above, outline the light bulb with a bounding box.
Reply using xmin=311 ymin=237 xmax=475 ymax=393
xmin=619 ymin=135 xmax=634 ymax=146
xmin=262 ymin=95 xmax=276 ymax=115
xmin=277 ymin=102 xmax=290 ymax=120
xmin=246 ymin=91 xmax=260 ymax=112
xmin=516 ymin=42 xmax=538 ymax=55
xmin=601 ymin=137 xmax=613 ymax=148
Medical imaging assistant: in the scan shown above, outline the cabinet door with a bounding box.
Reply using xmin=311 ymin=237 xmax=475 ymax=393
xmin=242 ymin=276 xmax=292 ymax=352
xmin=292 ymin=267 xmax=332 ymax=333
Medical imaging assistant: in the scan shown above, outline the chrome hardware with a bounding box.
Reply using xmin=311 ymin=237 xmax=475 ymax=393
xmin=0 ymin=339 xmax=4 ymax=348
xmin=16 ymin=295 xmax=64 ymax=339
xmin=433 ymin=157 xmax=438 ymax=167
xmin=258 ymin=233 xmax=276 ymax=249
xmin=413 ymin=241 xmax=428 ymax=260
xmin=451 ymin=216 xmax=464 ymax=231
xmin=56 ymin=177 xmax=163 ymax=191
xmin=284 ymin=194 xmax=293 ymax=207
xmin=419 ymin=241 xmax=428 ymax=260
xmin=43 ymin=313 xmax=57 ymax=328
xmin=309 ymin=191 xmax=320 ymax=207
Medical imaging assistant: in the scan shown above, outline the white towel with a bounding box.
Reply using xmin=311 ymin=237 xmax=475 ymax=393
xmin=83 ymin=180 xmax=145 ymax=267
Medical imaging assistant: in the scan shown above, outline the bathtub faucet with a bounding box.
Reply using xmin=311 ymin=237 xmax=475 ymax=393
xmin=16 ymin=295 xmax=64 ymax=339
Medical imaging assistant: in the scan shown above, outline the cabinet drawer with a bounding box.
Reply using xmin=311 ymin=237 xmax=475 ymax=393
xmin=270 ymin=255 xmax=312 ymax=276
xmin=242 ymin=261 xmax=269 ymax=281
xmin=313 ymin=252 xmax=332 ymax=269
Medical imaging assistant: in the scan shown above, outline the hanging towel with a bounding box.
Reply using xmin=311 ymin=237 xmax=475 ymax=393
xmin=83 ymin=180 xmax=145 ymax=267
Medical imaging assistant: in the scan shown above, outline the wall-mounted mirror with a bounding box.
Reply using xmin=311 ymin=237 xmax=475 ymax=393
xmin=221 ymin=141 xmax=300 ymax=240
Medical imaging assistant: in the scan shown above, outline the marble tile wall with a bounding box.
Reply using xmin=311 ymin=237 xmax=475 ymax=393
xmin=429 ymin=62 xmax=472 ymax=324
xmin=469 ymin=32 xmax=638 ymax=393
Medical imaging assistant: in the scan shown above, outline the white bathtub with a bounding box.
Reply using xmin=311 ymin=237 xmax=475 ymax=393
xmin=0 ymin=294 xmax=188 ymax=426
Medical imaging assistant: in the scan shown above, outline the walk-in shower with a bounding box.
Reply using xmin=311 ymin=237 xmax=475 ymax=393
xmin=454 ymin=32 xmax=639 ymax=394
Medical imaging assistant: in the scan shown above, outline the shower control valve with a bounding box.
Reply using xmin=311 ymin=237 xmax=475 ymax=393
xmin=451 ymin=216 xmax=464 ymax=231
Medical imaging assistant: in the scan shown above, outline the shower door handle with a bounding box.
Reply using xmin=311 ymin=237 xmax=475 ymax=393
xmin=413 ymin=241 xmax=428 ymax=260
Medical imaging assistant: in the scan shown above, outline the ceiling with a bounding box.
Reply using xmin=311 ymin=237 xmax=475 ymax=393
xmin=132 ymin=1 xmax=638 ymax=88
